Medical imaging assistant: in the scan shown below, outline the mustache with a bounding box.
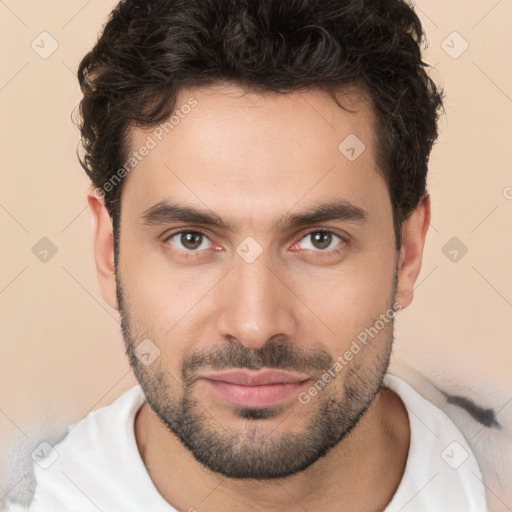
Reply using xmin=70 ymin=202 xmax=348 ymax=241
xmin=181 ymin=338 xmax=334 ymax=385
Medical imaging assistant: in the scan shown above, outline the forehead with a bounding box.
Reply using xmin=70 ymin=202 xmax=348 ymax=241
xmin=122 ymin=83 xmax=390 ymax=230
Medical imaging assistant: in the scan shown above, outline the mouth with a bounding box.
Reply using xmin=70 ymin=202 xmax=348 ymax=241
xmin=198 ymin=369 xmax=312 ymax=408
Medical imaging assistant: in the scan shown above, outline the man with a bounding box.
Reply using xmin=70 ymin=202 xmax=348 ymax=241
xmin=19 ymin=0 xmax=488 ymax=510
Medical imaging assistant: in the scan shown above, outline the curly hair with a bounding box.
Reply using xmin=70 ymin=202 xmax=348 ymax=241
xmin=77 ymin=0 xmax=444 ymax=250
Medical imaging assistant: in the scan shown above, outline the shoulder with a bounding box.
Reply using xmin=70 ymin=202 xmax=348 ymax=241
xmin=382 ymin=373 xmax=488 ymax=512
xmin=27 ymin=384 xmax=146 ymax=512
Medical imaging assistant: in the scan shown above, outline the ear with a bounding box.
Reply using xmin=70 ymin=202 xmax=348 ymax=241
xmin=87 ymin=186 xmax=118 ymax=310
xmin=394 ymin=194 xmax=431 ymax=310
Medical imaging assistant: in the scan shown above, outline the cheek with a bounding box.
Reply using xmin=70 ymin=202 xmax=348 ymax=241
xmin=118 ymin=249 xmax=222 ymax=351
xmin=289 ymin=247 xmax=397 ymax=337
xmin=119 ymin=231 xmax=193 ymax=307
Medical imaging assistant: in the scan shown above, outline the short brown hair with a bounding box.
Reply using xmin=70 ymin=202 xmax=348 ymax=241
xmin=77 ymin=0 xmax=444 ymax=250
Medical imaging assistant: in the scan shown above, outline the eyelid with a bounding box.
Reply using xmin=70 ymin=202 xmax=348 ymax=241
xmin=163 ymin=228 xmax=210 ymax=242
xmin=166 ymin=228 xmax=211 ymax=240
xmin=163 ymin=228 xmax=213 ymax=255
xmin=292 ymin=229 xmax=348 ymax=252
xmin=296 ymin=227 xmax=349 ymax=241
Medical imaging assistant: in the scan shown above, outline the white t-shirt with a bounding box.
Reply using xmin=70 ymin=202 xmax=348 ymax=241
xmin=17 ymin=374 xmax=487 ymax=512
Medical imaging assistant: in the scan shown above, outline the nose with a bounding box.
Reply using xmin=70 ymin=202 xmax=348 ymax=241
xmin=215 ymin=250 xmax=297 ymax=351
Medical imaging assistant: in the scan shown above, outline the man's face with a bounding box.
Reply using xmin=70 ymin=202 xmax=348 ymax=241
xmin=115 ymin=83 xmax=399 ymax=479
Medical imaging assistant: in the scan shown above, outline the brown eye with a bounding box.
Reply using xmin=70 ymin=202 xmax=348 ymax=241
xmin=181 ymin=232 xmax=202 ymax=250
xmin=297 ymin=230 xmax=344 ymax=252
xmin=311 ymin=231 xmax=333 ymax=250
xmin=166 ymin=230 xmax=211 ymax=252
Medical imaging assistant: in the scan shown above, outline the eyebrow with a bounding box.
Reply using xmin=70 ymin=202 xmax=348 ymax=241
xmin=140 ymin=198 xmax=368 ymax=232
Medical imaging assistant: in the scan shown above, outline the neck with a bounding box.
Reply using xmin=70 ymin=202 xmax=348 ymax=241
xmin=134 ymin=386 xmax=410 ymax=512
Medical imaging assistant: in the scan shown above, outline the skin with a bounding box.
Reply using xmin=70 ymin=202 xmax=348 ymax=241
xmin=88 ymin=83 xmax=430 ymax=511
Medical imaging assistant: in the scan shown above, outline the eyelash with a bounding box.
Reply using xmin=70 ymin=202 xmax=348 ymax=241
xmin=163 ymin=229 xmax=348 ymax=259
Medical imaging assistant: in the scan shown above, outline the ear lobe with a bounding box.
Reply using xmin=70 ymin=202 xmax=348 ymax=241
xmin=394 ymin=195 xmax=431 ymax=310
xmin=87 ymin=187 xmax=118 ymax=310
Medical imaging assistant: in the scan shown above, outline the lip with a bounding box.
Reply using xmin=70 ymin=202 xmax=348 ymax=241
xmin=200 ymin=369 xmax=311 ymax=386
xmin=199 ymin=369 xmax=311 ymax=408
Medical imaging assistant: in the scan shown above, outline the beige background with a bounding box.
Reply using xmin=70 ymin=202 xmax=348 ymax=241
xmin=1 ymin=0 xmax=511 ymax=507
